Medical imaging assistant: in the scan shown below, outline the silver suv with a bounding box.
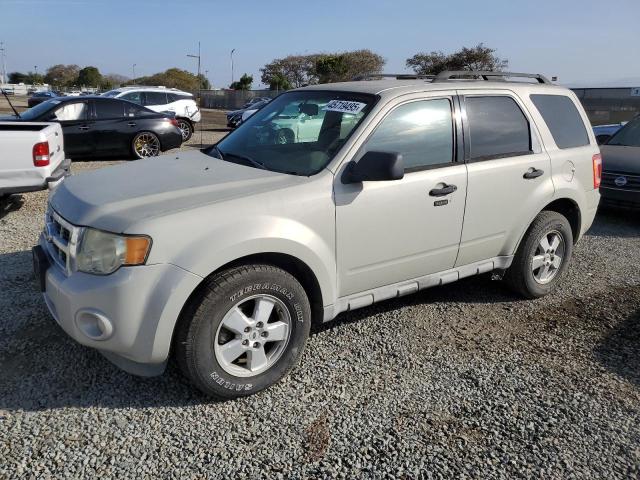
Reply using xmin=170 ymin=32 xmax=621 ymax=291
xmin=33 ymin=71 xmax=601 ymax=398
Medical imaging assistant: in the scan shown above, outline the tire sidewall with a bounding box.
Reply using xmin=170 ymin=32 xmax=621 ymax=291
xmin=189 ymin=268 xmax=310 ymax=397
xmin=521 ymin=215 xmax=573 ymax=297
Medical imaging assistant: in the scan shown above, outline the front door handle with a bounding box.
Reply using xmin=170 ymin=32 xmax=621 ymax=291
xmin=429 ymin=184 xmax=457 ymax=197
xmin=78 ymin=125 xmax=90 ymax=130
xmin=128 ymin=122 xmax=137 ymax=127
xmin=523 ymin=168 xmax=544 ymax=179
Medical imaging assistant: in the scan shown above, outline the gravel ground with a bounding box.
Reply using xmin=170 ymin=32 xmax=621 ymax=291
xmin=0 ymin=153 xmax=639 ymax=478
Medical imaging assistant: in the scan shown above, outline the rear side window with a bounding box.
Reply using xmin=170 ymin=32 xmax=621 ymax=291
xmin=144 ymin=92 xmax=168 ymax=106
xmin=94 ymin=100 xmax=125 ymax=119
xmin=465 ymin=96 xmax=531 ymax=160
xmin=121 ymin=91 xmax=143 ymax=105
xmin=363 ymin=98 xmax=454 ymax=171
xmin=530 ymin=94 xmax=590 ymax=149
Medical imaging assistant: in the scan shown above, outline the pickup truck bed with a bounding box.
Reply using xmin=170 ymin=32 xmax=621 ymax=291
xmin=0 ymin=122 xmax=70 ymax=196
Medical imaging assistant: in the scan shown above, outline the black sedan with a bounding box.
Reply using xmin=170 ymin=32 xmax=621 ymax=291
xmin=600 ymin=116 xmax=640 ymax=209
xmin=3 ymin=97 xmax=183 ymax=159
xmin=28 ymin=91 xmax=63 ymax=107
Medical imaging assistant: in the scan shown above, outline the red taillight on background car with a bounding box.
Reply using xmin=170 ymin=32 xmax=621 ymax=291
xmin=33 ymin=142 xmax=50 ymax=167
xmin=592 ymin=153 xmax=602 ymax=189
xmin=169 ymin=118 xmax=179 ymax=128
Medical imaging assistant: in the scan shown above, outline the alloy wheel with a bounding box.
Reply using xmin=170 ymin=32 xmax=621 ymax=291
xmin=134 ymin=133 xmax=160 ymax=157
xmin=214 ymin=294 xmax=291 ymax=377
xmin=531 ymin=230 xmax=565 ymax=284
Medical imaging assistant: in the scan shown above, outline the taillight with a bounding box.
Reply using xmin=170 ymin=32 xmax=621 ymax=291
xmin=592 ymin=153 xmax=602 ymax=189
xmin=169 ymin=118 xmax=179 ymax=128
xmin=33 ymin=142 xmax=50 ymax=167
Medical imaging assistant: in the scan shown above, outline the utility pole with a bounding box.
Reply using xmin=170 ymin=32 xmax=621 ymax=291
xmin=187 ymin=41 xmax=201 ymax=89
xmin=0 ymin=42 xmax=7 ymax=85
xmin=230 ymin=49 xmax=236 ymax=87
xmin=132 ymin=64 xmax=137 ymax=84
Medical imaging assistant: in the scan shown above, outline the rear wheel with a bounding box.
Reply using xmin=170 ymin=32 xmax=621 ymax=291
xmin=175 ymin=264 xmax=311 ymax=399
xmin=177 ymin=119 xmax=193 ymax=141
xmin=132 ymin=132 xmax=161 ymax=159
xmin=504 ymin=211 xmax=573 ymax=298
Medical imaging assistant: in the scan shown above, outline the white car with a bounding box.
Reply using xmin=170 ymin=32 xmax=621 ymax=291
xmin=102 ymin=87 xmax=201 ymax=141
xmin=0 ymin=122 xmax=70 ymax=198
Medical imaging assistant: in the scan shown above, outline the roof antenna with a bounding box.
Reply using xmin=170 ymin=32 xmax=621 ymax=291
xmin=1 ymin=88 xmax=21 ymax=118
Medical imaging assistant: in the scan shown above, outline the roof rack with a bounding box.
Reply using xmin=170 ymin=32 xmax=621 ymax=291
xmin=353 ymin=73 xmax=435 ymax=81
xmin=433 ymin=71 xmax=551 ymax=84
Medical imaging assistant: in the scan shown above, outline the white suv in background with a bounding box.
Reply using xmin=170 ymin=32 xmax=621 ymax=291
xmin=102 ymin=86 xmax=201 ymax=140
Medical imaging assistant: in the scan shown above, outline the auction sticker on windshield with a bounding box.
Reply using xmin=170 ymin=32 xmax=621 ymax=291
xmin=324 ymin=100 xmax=367 ymax=115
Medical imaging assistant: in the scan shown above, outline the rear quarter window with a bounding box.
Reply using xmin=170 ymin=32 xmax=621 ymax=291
xmin=530 ymin=94 xmax=590 ymax=149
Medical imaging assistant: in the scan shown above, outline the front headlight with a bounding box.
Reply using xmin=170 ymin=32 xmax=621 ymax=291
xmin=76 ymin=228 xmax=151 ymax=275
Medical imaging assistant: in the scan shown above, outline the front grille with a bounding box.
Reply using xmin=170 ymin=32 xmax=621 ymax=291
xmin=43 ymin=206 xmax=81 ymax=275
xmin=601 ymin=172 xmax=640 ymax=191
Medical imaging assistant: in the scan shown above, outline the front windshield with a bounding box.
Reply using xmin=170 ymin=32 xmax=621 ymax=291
xmin=19 ymin=99 xmax=61 ymax=120
xmin=607 ymin=118 xmax=640 ymax=147
xmin=102 ymin=90 xmax=121 ymax=98
xmin=209 ymin=90 xmax=376 ymax=175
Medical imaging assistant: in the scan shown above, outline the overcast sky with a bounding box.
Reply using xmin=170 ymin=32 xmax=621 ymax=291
xmin=1 ymin=0 xmax=639 ymax=88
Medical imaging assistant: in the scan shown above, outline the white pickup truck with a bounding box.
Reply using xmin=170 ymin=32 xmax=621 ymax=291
xmin=0 ymin=122 xmax=70 ymax=198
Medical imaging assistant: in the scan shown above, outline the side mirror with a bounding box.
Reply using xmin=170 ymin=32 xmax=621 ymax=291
xmin=343 ymin=151 xmax=404 ymax=183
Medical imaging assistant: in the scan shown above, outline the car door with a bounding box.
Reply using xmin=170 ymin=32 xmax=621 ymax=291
xmin=455 ymin=90 xmax=554 ymax=266
xmin=49 ymin=100 xmax=92 ymax=157
xmin=334 ymin=93 xmax=467 ymax=297
xmin=91 ymin=99 xmax=129 ymax=155
xmin=143 ymin=91 xmax=168 ymax=113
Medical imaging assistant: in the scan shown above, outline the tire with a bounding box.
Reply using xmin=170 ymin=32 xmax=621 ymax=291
xmin=177 ymin=119 xmax=193 ymax=142
xmin=275 ymin=128 xmax=295 ymax=144
xmin=175 ymin=264 xmax=311 ymax=399
xmin=131 ymin=132 xmax=161 ymax=159
xmin=504 ymin=211 xmax=573 ymax=299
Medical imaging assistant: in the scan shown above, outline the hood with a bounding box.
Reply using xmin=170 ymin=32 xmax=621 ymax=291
xmin=600 ymin=145 xmax=640 ymax=175
xmin=50 ymin=149 xmax=307 ymax=232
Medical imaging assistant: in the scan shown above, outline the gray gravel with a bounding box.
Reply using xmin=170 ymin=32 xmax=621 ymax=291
xmin=1 ymin=155 xmax=639 ymax=478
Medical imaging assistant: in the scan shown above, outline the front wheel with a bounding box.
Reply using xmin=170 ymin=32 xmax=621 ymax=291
xmin=175 ymin=264 xmax=311 ymax=399
xmin=177 ymin=119 xmax=193 ymax=141
xmin=504 ymin=211 xmax=573 ymax=299
xmin=132 ymin=132 xmax=161 ymax=159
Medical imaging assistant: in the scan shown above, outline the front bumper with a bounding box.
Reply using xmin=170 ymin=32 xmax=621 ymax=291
xmin=36 ymin=235 xmax=203 ymax=376
xmin=600 ymin=186 xmax=640 ymax=209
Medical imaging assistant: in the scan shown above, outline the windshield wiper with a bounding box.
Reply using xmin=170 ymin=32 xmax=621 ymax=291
xmin=222 ymin=151 xmax=267 ymax=170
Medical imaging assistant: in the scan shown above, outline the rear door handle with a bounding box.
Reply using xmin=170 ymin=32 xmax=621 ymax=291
xmin=429 ymin=184 xmax=457 ymax=197
xmin=523 ymin=168 xmax=544 ymax=179
xmin=128 ymin=122 xmax=137 ymax=127
xmin=78 ymin=125 xmax=90 ymax=130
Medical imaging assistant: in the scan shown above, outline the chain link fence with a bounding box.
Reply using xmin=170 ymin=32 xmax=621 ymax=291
xmin=199 ymin=89 xmax=281 ymax=110
xmin=572 ymin=87 xmax=640 ymax=125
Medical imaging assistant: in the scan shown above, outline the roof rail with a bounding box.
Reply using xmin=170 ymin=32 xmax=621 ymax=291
xmin=353 ymin=73 xmax=435 ymax=81
xmin=433 ymin=71 xmax=551 ymax=84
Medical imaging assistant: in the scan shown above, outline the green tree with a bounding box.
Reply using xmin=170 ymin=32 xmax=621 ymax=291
xmin=315 ymin=55 xmax=349 ymax=84
xmin=77 ymin=66 xmax=102 ymax=87
xmin=44 ymin=64 xmax=80 ymax=87
xmin=268 ymin=73 xmax=291 ymax=91
xmin=406 ymin=43 xmax=508 ymax=75
xmin=128 ymin=68 xmax=202 ymax=91
xmin=260 ymin=55 xmax=316 ymax=89
xmin=231 ymin=73 xmax=253 ymax=90
xmin=197 ymin=73 xmax=211 ymax=90
xmin=8 ymin=72 xmax=28 ymax=83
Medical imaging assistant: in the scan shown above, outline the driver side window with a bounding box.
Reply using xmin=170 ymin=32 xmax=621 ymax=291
xmin=53 ymin=102 xmax=87 ymax=121
xmin=363 ymin=98 xmax=454 ymax=171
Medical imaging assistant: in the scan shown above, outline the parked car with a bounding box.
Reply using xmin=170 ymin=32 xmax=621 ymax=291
xmin=28 ymin=91 xmax=63 ymax=108
xmin=0 ymin=122 xmax=70 ymax=198
xmin=226 ymin=99 xmax=270 ymax=128
xmin=102 ymin=86 xmax=201 ymax=141
xmin=1 ymin=96 xmax=183 ymax=159
xmin=65 ymin=90 xmax=83 ymax=97
xmin=599 ymin=116 xmax=640 ymax=208
xmin=593 ymin=122 xmax=626 ymax=145
xmin=33 ymin=71 xmax=600 ymax=399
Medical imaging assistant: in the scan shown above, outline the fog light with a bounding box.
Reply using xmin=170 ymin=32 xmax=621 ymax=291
xmin=75 ymin=309 xmax=113 ymax=341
